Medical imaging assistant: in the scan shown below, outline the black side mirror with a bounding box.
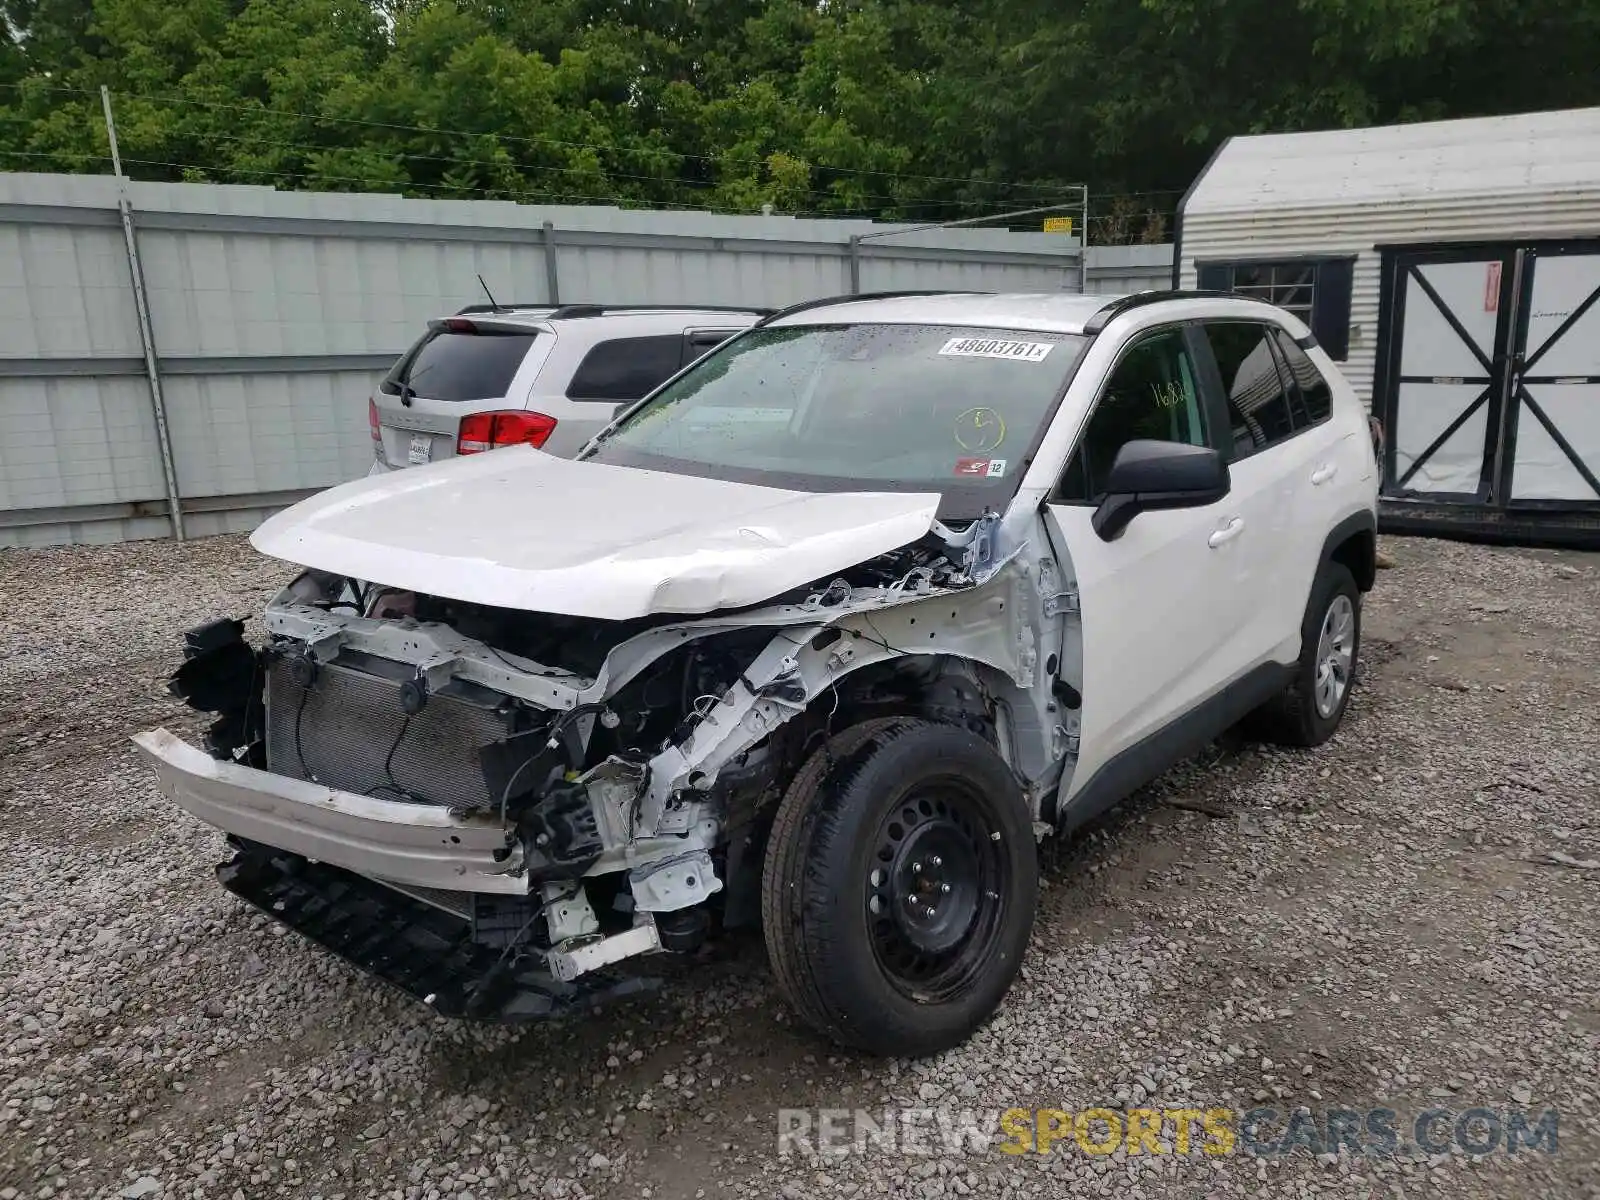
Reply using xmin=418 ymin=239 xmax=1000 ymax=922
xmin=1091 ymin=440 xmax=1230 ymax=541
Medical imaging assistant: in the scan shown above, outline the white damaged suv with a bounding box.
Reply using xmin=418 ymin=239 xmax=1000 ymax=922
xmin=136 ymin=290 xmax=1379 ymax=1056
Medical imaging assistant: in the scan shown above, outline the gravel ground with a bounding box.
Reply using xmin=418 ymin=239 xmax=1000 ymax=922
xmin=1 ymin=533 xmax=1597 ymax=1200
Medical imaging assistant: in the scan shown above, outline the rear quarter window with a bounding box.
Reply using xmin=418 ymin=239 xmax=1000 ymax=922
xmin=1204 ymin=321 xmax=1299 ymax=457
xmin=382 ymin=330 xmax=537 ymax=402
xmin=1273 ymin=331 xmax=1335 ymax=425
xmin=567 ymin=335 xmax=689 ymax=402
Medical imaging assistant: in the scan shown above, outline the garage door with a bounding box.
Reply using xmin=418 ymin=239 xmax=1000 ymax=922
xmin=1380 ymin=242 xmax=1600 ymax=509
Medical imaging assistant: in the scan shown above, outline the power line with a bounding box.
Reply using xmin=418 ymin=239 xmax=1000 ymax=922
xmin=0 ymin=110 xmax=1079 ymax=214
xmin=0 ymin=145 xmax=735 ymax=212
xmin=116 ymin=157 xmax=740 ymax=212
xmin=1 ymin=81 xmax=1177 ymax=231
xmin=0 ymin=144 xmax=1167 ymax=240
xmin=0 ymin=80 xmax=1085 ymax=199
xmin=159 ymin=126 xmax=1074 ymax=212
xmin=0 ymin=147 xmax=110 ymax=163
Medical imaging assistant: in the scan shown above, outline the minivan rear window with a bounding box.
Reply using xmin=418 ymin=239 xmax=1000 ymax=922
xmin=381 ymin=329 xmax=536 ymax=402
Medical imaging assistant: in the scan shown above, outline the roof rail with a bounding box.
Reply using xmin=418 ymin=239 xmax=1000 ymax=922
xmin=544 ymin=303 xmax=776 ymax=320
xmin=755 ymin=290 xmax=991 ymax=327
xmin=453 ymin=302 xmax=556 ymax=316
xmin=453 ymin=302 xmax=775 ymax=319
xmin=1081 ymin=289 xmax=1268 ymax=334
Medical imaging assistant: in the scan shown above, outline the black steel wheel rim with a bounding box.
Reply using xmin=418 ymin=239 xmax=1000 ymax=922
xmin=864 ymin=777 xmax=1007 ymax=1003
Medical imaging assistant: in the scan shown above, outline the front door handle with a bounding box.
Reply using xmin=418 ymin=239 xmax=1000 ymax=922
xmin=1208 ymin=517 xmax=1246 ymax=548
xmin=1311 ymin=463 xmax=1338 ymax=486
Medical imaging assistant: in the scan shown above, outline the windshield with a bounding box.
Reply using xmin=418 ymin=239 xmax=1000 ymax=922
xmin=583 ymin=323 xmax=1089 ymax=517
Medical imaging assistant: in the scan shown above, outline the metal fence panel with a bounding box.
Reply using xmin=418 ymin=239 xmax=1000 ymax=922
xmin=0 ymin=171 xmax=1172 ymax=547
xmin=160 ymin=369 xmax=382 ymax=498
xmin=0 ymin=221 xmax=141 ymax=359
xmin=1084 ymin=244 xmax=1172 ymax=295
xmin=0 ymin=375 xmax=167 ymax=510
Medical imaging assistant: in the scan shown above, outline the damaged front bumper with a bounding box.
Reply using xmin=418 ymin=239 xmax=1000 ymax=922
xmin=135 ymin=727 xmax=671 ymax=1016
xmin=132 ymin=728 xmax=525 ymax=895
xmin=215 ymin=847 xmax=659 ymax=1021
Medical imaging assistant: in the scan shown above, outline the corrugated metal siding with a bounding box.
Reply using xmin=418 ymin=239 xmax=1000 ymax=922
xmin=4 ymin=172 xmax=1172 ymax=547
xmin=0 ymin=223 xmax=140 ymax=358
xmin=861 ymin=255 xmax=1075 ymax=294
xmin=1085 ymin=244 xmax=1172 ymax=296
xmin=0 ymin=377 xmax=167 ymax=510
xmin=1188 ymin=108 xmax=1600 ymax=214
xmin=160 ymin=370 xmax=381 ymax=497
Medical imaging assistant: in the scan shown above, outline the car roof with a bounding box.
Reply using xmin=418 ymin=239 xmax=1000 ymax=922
xmin=763 ymin=289 xmax=1295 ymax=335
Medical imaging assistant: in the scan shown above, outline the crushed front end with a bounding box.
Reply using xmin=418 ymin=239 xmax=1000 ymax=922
xmin=136 ymin=521 xmax=1036 ymax=1021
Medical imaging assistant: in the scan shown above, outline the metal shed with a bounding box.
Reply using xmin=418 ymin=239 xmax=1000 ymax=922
xmin=1172 ymin=107 xmax=1600 ymax=545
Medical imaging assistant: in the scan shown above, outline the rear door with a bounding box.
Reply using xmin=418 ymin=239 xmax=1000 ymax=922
xmin=1196 ymin=321 xmax=1350 ymax=664
xmin=371 ymin=320 xmax=544 ymax=470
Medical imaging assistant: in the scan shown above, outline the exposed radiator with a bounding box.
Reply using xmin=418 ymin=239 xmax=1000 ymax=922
xmin=265 ymin=654 xmax=515 ymax=810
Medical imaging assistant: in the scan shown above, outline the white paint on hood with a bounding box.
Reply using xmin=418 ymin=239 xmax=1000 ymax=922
xmin=251 ymin=447 xmax=942 ymax=620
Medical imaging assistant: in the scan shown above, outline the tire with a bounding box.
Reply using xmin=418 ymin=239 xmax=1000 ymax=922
xmin=760 ymin=718 xmax=1038 ymax=1056
xmin=1250 ymin=561 xmax=1362 ymax=747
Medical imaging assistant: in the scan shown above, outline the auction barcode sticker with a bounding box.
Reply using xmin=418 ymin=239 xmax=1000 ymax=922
xmin=938 ymin=337 xmax=1054 ymax=363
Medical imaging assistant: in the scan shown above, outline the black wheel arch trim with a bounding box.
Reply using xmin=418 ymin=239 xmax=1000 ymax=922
xmin=1320 ymin=509 xmax=1378 ymax=593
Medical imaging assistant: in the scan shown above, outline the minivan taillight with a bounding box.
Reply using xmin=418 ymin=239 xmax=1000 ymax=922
xmin=458 ymin=410 xmax=558 ymax=454
xmin=368 ymin=397 xmax=382 ymax=460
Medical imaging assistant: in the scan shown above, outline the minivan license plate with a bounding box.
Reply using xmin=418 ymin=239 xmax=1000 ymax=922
xmin=407 ymin=434 xmax=432 ymax=465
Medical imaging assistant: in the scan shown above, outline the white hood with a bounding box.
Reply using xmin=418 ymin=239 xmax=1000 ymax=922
xmin=251 ymin=448 xmax=942 ymax=620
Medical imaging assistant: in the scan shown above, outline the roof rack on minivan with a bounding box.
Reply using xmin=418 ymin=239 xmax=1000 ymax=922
xmin=454 ymin=302 xmax=557 ymax=316
xmin=453 ymin=302 xmax=775 ymax=318
xmin=544 ymin=303 xmax=776 ymax=320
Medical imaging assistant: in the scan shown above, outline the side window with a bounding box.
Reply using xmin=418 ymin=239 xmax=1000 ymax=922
xmin=1057 ymin=328 xmax=1207 ymax=502
xmin=567 ymin=335 xmax=687 ymax=402
xmin=1204 ymin=322 xmax=1298 ymax=458
xmin=1272 ymin=331 xmax=1334 ymax=425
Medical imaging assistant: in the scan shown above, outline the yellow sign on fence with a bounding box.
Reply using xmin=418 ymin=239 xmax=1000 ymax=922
xmin=1042 ymin=216 xmax=1074 ymax=234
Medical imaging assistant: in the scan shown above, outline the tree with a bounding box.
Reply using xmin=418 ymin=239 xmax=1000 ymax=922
xmin=1 ymin=0 xmax=1597 ymax=236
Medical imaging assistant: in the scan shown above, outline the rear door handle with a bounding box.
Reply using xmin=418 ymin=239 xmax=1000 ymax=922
xmin=1208 ymin=517 xmax=1245 ymax=548
xmin=1311 ymin=463 xmax=1338 ymax=485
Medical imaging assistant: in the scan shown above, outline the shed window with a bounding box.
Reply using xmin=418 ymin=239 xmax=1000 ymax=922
xmin=1197 ymin=258 xmax=1355 ymax=362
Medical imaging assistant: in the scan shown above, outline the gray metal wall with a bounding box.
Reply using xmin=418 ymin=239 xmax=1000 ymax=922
xmin=0 ymin=172 xmax=1172 ymax=547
